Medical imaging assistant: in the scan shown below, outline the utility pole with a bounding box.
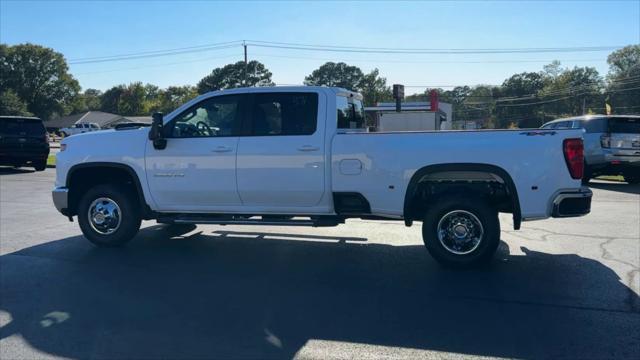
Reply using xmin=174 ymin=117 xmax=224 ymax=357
xmin=243 ymin=41 xmax=248 ymax=87
xmin=582 ymin=97 xmax=586 ymax=115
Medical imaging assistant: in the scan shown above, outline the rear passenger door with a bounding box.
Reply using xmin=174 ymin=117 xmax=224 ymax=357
xmin=236 ymin=91 xmax=326 ymax=209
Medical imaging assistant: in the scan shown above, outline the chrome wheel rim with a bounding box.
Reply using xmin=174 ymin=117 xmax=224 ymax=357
xmin=437 ymin=210 xmax=484 ymax=255
xmin=88 ymin=197 xmax=122 ymax=235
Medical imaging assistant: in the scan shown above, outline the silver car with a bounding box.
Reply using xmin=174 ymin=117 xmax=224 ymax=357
xmin=541 ymin=115 xmax=640 ymax=184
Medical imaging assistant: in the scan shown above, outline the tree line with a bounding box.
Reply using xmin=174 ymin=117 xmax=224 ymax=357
xmin=1 ymin=43 xmax=638 ymax=128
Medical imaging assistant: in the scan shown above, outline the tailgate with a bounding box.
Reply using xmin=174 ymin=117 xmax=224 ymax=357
xmin=609 ymin=117 xmax=640 ymax=154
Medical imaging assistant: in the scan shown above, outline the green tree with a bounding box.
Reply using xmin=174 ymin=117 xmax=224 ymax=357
xmin=358 ymin=68 xmax=392 ymax=106
xmin=119 ymin=82 xmax=147 ymax=116
xmin=540 ymin=66 xmax=603 ymax=118
xmin=304 ymin=62 xmax=364 ymax=91
xmin=0 ymin=89 xmax=31 ymax=116
xmin=100 ymin=85 xmax=126 ymax=114
xmin=197 ymin=60 xmax=273 ymax=94
xmin=494 ymin=72 xmax=546 ymax=128
xmin=83 ymin=89 xmax=103 ymax=110
xmin=0 ymin=43 xmax=80 ymax=120
xmin=156 ymin=85 xmax=198 ymax=114
xmin=606 ymin=45 xmax=640 ymax=114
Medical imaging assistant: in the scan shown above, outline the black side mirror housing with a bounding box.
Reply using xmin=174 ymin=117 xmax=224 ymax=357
xmin=149 ymin=112 xmax=167 ymax=150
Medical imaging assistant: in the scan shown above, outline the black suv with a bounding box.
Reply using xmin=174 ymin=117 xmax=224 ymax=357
xmin=0 ymin=116 xmax=50 ymax=171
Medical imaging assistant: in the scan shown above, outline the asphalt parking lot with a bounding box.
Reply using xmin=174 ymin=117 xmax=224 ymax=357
xmin=1 ymin=168 xmax=638 ymax=359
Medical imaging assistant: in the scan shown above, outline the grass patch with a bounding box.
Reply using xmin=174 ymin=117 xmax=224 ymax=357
xmin=595 ymin=175 xmax=624 ymax=182
xmin=47 ymin=154 xmax=56 ymax=167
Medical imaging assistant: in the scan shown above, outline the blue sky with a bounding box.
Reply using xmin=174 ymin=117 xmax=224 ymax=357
xmin=1 ymin=0 xmax=639 ymax=94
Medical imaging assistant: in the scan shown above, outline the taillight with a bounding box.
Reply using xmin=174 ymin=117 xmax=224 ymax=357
xmin=600 ymin=134 xmax=611 ymax=148
xmin=563 ymin=138 xmax=584 ymax=180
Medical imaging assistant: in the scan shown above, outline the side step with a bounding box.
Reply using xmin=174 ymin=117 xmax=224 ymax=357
xmin=157 ymin=214 xmax=343 ymax=227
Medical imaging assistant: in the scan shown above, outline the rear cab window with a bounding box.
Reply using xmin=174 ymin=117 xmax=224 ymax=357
xmin=337 ymin=95 xmax=365 ymax=131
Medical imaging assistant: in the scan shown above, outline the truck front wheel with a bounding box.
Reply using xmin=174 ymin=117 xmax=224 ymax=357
xmin=422 ymin=196 xmax=500 ymax=268
xmin=77 ymin=184 xmax=141 ymax=247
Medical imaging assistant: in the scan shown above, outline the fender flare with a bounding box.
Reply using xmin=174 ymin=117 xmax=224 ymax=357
xmin=66 ymin=162 xmax=153 ymax=218
xmin=403 ymin=163 xmax=522 ymax=230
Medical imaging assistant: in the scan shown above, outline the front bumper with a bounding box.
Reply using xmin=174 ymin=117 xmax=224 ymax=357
xmin=551 ymin=188 xmax=592 ymax=218
xmin=52 ymin=187 xmax=69 ymax=215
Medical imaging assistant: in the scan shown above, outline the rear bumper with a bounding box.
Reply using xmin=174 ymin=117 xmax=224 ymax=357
xmin=551 ymin=188 xmax=592 ymax=218
xmin=604 ymin=152 xmax=640 ymax=165
xmin=0 ymin=150 xmax=49 ymax=164
xmin=52 ymin=187 xmax=69 ymax=216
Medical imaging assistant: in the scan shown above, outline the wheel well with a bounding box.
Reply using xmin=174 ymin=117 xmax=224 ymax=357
xmin=66 ymin=164 xmax=151 ymax=218
xmin=404 ymin=164 xmax=522 ymax=230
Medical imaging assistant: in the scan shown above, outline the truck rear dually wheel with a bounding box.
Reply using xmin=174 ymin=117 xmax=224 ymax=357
xmin=422 ymin=195 xmax=500 ymax=268
xmin=78 ymin=184 xmax=141 ymax=247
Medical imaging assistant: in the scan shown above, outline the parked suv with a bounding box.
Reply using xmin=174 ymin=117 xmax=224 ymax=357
xmin=0 ymin=116 xmax=50 ymax=171
xmin=541 ymin=115 xmax=640 ymax=184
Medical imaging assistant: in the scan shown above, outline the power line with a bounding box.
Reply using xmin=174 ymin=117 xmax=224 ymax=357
xmin=403 ymin=75 xmax=640 ymax=102
xmin=73 ymin=53 xmax=242 ymax=75
xmin=251 ymin=52 xmax=604 ymax=65
xmin=69 ymin=40 xmax=242 ymax=62
xmin=69 ymin=42 xmax=242 ymax=65
xmin=67 ymin=39 xmax=624 ymax=65
xmin=246 ymin=40 xmax=623 ymax=55
xmin=496 ymin=86 xmax=640 ymax=107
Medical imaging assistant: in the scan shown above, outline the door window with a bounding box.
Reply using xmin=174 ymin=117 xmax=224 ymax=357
xmin=248 ymin=93 xmax=318 ymax=136
xmin=168 ymin=95 xmax=242 ymax=138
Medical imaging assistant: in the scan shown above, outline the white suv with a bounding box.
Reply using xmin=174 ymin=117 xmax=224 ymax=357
xmin=542 ymin=115 xmax=640 ymax=184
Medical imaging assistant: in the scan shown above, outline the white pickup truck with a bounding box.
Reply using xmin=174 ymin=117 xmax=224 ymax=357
xmin=52 ymin=86 xmax=592 ymax=267
xmin=60 ymin=122 xmax=101 ymax=137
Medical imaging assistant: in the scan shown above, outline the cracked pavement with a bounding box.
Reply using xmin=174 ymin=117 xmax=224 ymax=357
xmin=1 ymin=168 xmax=639 ymax=359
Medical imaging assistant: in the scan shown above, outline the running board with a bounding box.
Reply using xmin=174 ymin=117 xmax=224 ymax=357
xmin=157 ymin=215 xmax=343 ymax=227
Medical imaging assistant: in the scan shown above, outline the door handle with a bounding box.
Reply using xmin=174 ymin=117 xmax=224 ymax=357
xmin=297 ymin=145 xmax=319 ymax=152
xmin=212 ymin=146 xmax=232 ymax=153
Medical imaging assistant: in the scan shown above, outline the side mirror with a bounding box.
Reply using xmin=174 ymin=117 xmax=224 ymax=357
xmin=149 ymin=112 xmax=167 ymax=150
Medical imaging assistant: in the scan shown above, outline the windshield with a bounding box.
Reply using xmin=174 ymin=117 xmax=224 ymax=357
xmin=609 ymin=117 xmax=640 ymax=134
xmin=0 ymin=118 xmax=45 ymax=136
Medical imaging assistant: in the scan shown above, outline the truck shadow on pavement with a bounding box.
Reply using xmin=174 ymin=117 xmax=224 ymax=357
xmin=1 ymin=225 xmax=638 ymax=359
xmin=589 ymin=181 xmax=640 ymax=195
xmin=0 ymin=167 xmax=36 ymax=175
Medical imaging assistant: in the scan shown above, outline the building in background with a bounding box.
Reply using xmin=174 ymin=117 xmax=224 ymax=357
xmin=365 ymin=101 xmax=452 ymax=132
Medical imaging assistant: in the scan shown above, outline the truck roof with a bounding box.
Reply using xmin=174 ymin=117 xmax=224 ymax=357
xmin=201 ymin=85 xmax=361 ymax=98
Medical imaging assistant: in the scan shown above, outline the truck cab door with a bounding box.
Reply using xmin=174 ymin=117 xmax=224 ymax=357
xmin=145 ymin=94 xmax=245 ymax=211
xmin=236 ymin=91 xmax=327 ymax=209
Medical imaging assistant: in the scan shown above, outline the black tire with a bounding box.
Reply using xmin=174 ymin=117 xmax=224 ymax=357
xmin=77 ymin=184 xmax=141 ymax=247
xmin=33 ymin=160 xmax=46 ymax=171
xmin=422 ymin=195 xmax=500 ymax=268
